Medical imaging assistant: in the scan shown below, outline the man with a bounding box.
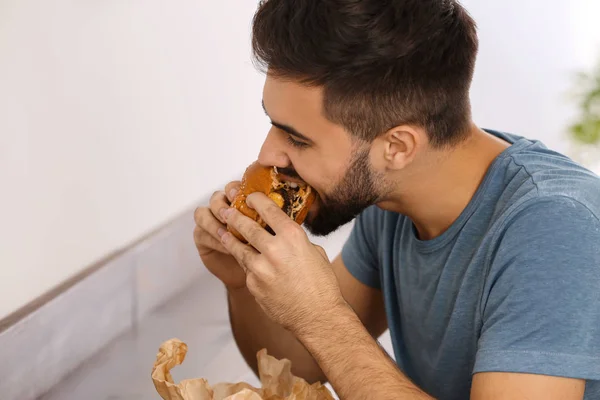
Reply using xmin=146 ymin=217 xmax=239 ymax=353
xmin=193 ymin=1 xmax=600 ymax=399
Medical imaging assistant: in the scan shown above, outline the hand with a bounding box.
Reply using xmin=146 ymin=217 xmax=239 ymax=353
xmin=193 ymin=181 xmax=247 ymax=290
xmin=219 ymin=192 xmax=347 ymax=336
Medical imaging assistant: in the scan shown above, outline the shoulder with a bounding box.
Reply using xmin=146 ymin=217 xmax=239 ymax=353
xmin=477 ymin=196 xmax=600 ymax=381
xmin=485 ymin=136 xmax=600 ymax=234
xmin=504 ymin=140 xmax=600 ymax=215
xmin=482 ymin=192 xmax=600 ymax=310
xmin=493 ymin=194 xmax=600 ymax=262
xmin=484 ymin=194 xmax=600 ymax=308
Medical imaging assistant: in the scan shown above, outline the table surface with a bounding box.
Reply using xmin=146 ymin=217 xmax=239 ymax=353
xmin=40 ymin=222 xmax=394 ymax=400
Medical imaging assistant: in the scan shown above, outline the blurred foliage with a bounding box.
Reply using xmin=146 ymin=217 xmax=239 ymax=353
xmin=569 ymin=59 xmax=600 ymax=145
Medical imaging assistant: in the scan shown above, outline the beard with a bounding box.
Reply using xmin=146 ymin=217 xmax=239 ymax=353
xmin=304 ymin=147 xmax=386 ymax=236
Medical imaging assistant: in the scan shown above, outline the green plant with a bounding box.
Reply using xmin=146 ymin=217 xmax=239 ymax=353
xmin=569 ymin=59 xmax=600 ymax=145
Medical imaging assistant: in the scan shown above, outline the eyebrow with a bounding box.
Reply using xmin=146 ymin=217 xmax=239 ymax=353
xmin=262 ymin=100 xmax=313 ymax=143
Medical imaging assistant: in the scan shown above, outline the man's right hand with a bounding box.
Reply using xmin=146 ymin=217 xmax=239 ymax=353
xmin=193 ymin=181 xmax=246 ymax=290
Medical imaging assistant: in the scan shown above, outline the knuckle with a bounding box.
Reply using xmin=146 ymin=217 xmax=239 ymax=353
xmin=265 ymin=203 xmax=281 ymax=218
xmin=227 ymin=210 xmax=240 ymax=225
xmin=193 ymin=225 xmax=202 ymax=238
xmin=193 ymin=227 xmax=213 ymax=254
xmin=262 ymin=240 xmax=279 ymax=256
xmin=193 ymin=225 xmax=211 ymax=245
xmin=231 ymin=213 xmax=258 ymax=238
xmin=224 ymin=182 xmax=242 ymax=202
xmin=240 ymin=249 xmax=254 ymax=266
xmin=193 ymin=207 xmax=207 ymax=225
xmin=194 ymin=207 xmax=215 ymax=228
xmin=225 ymin=180 xmax=242 ymax=192
xmin=209 ymin=190 xmax=227 ymax=207
xmin=248 ymin=223 xmax=266 ymax=240
xmin=283 ymin=222 xmax=304 ymax=239
xmin=246 ymin=273 xmax=259 ymax=292
xmin=258 ymin=263 xmax=276 ymax=284
xmin=210 ymin=190 xmax=222 ymax=201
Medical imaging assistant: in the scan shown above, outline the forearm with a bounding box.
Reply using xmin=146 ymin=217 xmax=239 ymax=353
xmin=227 ymin=286 xmax=326 ymax=383
xmin=298 ymin=302 xmax=435 ymax=400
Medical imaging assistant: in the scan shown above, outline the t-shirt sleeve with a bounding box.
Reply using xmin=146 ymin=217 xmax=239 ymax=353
xmin=341 ymin=205 xmax=384 ymax=289
xmin=474 ymin=196 xmax=600 ymax=380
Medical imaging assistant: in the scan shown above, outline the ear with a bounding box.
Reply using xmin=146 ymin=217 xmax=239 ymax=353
xmin=373 ymin=125 xmax=423 ymax=171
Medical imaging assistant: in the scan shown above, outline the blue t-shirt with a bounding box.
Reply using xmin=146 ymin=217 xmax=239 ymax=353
xmin=341 ymin=130 xmax=600 ymax=400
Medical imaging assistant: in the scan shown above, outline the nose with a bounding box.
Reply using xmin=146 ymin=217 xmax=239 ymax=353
xmin=257 ymin=127 xmax=290 ymax=168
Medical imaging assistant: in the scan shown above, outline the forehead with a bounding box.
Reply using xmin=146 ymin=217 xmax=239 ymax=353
xmin=262 ymin=75 xmax=350 ymax=145
xmin=263 ymin=76 xmax=323 ymax=118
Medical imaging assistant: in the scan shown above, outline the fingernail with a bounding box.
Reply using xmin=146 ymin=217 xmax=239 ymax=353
xmin=217 ymin=228 xmax=226 ymax=237
xmin=229 ymin=188 xmax=238 ymax=199
xmin=219 ymin=208 xmax=227 ymax=220
xmin=221 ymin=232 xmax=231 ymax=244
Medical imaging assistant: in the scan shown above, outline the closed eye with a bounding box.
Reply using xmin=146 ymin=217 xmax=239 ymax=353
xmin=265 ymin=118 xmax=313 ymax=149
xmin=286 ymin=134 xmax=310 ymax=149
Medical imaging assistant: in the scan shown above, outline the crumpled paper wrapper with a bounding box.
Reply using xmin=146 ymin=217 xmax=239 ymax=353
xmin=152 ymin=338 xmax=334 ymax=400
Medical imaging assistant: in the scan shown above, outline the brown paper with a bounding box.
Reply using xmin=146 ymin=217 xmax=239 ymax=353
xmin=152 ymin=338 xmax=334 ymax=400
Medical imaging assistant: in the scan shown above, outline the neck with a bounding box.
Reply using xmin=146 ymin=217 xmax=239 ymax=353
xmin=379 ymin=126 xmax=510 ymax=240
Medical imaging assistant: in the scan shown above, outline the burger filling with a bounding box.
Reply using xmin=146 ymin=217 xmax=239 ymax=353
xmin=270 ymin=168 xmax=312 ymax=221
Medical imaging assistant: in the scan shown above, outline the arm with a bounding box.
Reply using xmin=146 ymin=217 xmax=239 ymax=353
xmin=223 ymin=193 xmax=599 ymax=400
xmin=296 ymin=302 xmax=587 ymax=400
xmin=298 ymin=301 xmax=434 ymax=400
xmin=296 ymin=198 xmax=597 ymax=400
xmin=471 ymin=372 xmax=584 ymax=399
xmin=222 ymin=195 xmax=434 ymax=398
xmin=228 ymin=253 xmax=388 ymax=383
xmin=468 ymin=197 xmax=600 ymax=400
xmin=197 ymin=183 xmax=385 ymax=382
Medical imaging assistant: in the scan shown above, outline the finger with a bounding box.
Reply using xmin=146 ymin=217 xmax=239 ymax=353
xmin=225 ymin=180 xmax=242 ymax=203
xmin=220 ymin=230 xmax=260 ymax=272
xmin=209 ymin=190 xmax=230 ymax=224
xmin=223 ymin=208 xmax=272 ymax=250
xmin=194 ymin=225 xmax=229 ymax=255
xmin=246 ymin=192 xmax=298 ymax=236
xmin=194 ymin=207 xmax=229 ymax=253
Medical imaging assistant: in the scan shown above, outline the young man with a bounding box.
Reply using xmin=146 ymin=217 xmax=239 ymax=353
xmin=193 ymin=1 xmax=600 ymax=399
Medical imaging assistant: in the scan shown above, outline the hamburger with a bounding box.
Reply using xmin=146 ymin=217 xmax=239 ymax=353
xmin=227 ymin=161 xmax=316 ymax=243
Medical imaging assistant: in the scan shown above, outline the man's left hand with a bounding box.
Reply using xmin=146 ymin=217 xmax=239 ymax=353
xmin=220 ymin=192 xmax=346 ymax=336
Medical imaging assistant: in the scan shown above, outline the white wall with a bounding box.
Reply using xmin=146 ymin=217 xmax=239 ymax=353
xmin=0 ymin=0 xmax=269 ymax=319
xmin=0 ymin=0 xmax=598 ymax=320
xmin=463 ymin=0 xmax=600 ymax=153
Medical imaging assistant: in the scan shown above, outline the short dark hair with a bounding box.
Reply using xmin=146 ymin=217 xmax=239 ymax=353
xmin=251 ymin=0 xmax=479 ymax=148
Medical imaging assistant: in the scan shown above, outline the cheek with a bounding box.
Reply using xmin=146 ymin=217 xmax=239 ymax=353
xmin=304 ymin=174 xmax=334 ymax=204
xmin=293 ymin=161 xmax=328 ymax=187
xmin=291 ymin=149 xmax=346 ymax=194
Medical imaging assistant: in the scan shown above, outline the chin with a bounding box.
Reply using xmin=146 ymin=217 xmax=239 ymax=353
xmin=304 ymin=195 xmax=374 ymax=237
